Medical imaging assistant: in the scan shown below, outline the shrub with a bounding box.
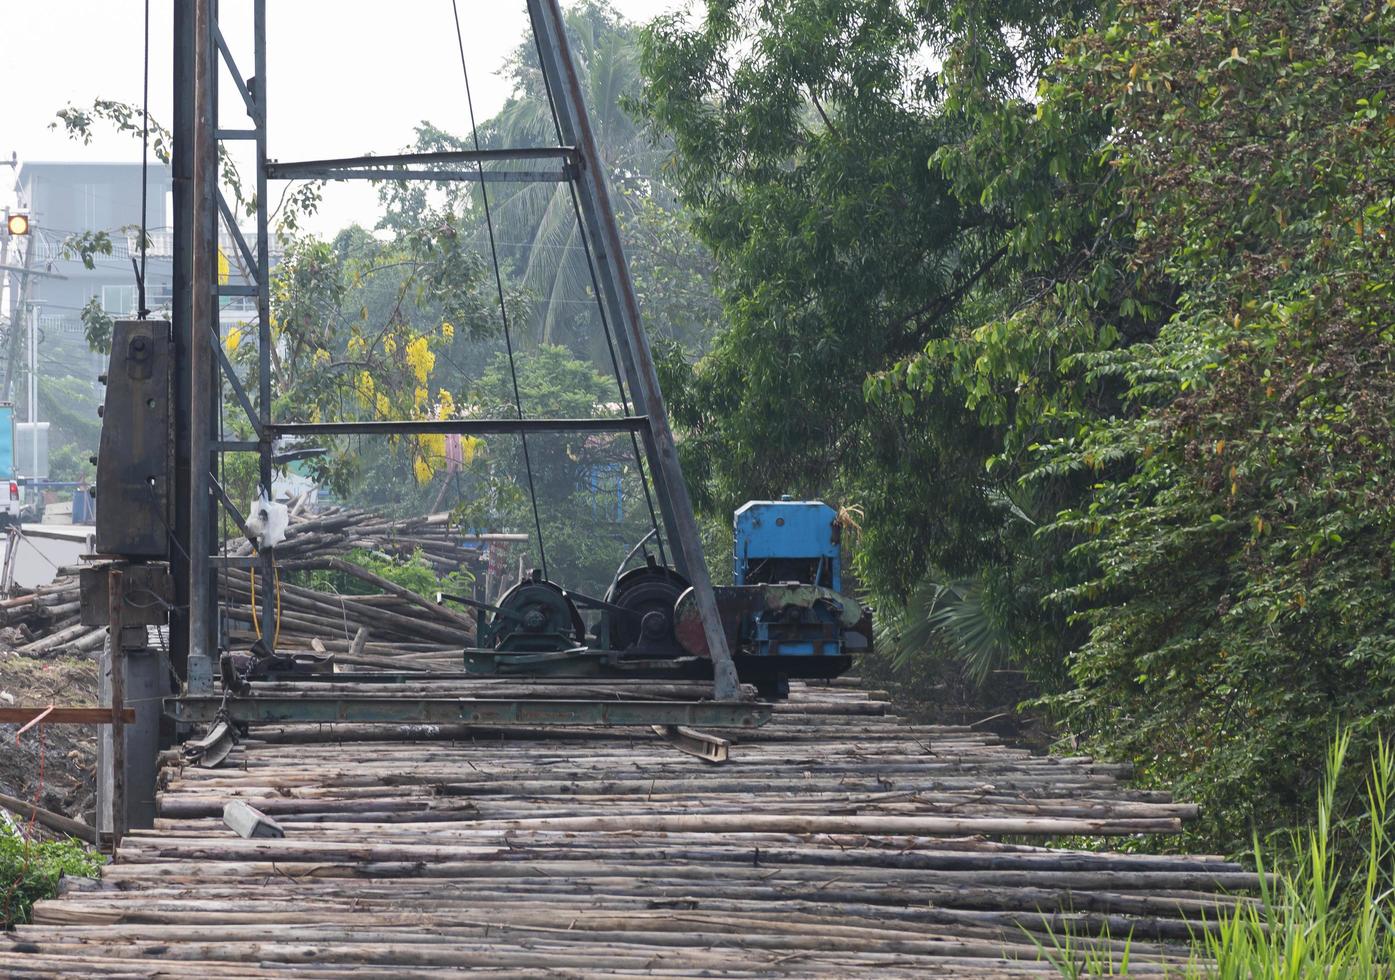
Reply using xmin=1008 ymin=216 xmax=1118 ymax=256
xmin=0 ymin=820 xmax=103 ymax=927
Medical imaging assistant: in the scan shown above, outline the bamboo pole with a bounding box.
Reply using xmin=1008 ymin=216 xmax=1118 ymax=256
xmin=0 ymin=790 xmax=97 ymax=844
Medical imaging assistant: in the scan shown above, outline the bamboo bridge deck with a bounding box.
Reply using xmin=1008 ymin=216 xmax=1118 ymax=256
xmin=6 ymin=679 xmax=1253 ymax=976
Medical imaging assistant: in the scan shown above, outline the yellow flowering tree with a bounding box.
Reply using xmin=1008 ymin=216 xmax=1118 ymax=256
xmin=230 ymin=223 xmax=521 ymax=494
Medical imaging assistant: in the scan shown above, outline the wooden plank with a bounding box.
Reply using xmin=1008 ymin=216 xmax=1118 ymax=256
xmin=0 ymin=790 xmax=98 ymax=843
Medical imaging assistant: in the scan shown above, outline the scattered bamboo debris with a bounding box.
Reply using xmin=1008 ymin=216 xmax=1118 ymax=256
xmin=8 ymin=679 xmax=1257 ymax=976
xmin=0 ymin=576 xmax=106 ymax=657
xmin=218 ymin=506 xmax=478 ymax=668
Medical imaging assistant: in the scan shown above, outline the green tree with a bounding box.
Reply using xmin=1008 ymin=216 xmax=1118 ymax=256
xmin=237 ymin=220 xmax=518 ymax=502
xmin=635 ymin=0 xmax=1089 ymax=660
xmin=37 ymin=375 xmax=102 ymax=483
xmin=864 ymin=0 xmax=1395 ymax=846
xmin=1014 ymin=0 xmax=1395 ymax=847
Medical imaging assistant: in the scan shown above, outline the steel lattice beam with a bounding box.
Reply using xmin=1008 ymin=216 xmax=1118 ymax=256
xmin=170 ymin=696 xmax=771 ymax=728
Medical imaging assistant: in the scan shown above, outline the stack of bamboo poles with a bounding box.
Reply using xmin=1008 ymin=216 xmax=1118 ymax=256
xmin=218 ymin=557 xmax=474 ymax=670
xmin=0 ymin=506 xmax=483 ymax=664
xmin=8 ymin=680 xmax=1257 ymax=976
xmin=216 ymin=504 xmax=480 ymax=668
xmin=227 ymin=505 xmax=472 ymax=574
xmin=0 ymin=574 xmax=106 ymax=657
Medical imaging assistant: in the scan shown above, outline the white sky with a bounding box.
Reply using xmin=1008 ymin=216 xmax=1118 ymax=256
xmin=1 ymin=0 xmax=682 ymax=236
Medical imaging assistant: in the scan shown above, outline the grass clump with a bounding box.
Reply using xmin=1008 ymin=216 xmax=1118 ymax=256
xmin=1199 ymin=731 xmax=1395 ymax=977
xmin=1042 ymin=730 xmax=1395 ymax=976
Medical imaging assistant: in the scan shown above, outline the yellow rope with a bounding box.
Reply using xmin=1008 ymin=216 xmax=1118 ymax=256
xmin=272 ymin=559 xmax=282 ymax=648
xmin=248 ymin=553 xmax=283 ymax=645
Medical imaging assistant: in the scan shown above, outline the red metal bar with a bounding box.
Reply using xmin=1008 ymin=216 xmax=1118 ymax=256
xmin=0 ymin=707 xmax=137 ymax=725
xmin=14 ymin=703 xmax=53 ymax=739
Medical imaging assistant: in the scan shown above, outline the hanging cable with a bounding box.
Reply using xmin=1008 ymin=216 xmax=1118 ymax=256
xmin=450 ymin=0 xmax=549 ymax=580
xmin=523 ymin=1 xmax=667 ymax=568
xmin=135 ymin=0 xmax=151 ymax=319
xmin=247 ymin=556 xmax=282 ymax=644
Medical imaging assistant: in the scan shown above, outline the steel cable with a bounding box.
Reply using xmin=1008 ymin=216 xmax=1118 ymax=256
xmin=449 ymin=0 xmax=549 ymax=580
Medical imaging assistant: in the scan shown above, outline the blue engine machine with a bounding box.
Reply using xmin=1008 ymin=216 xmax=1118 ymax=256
xmin=461 ymin=497 xmax=868 ymax=699
xmin=671 ymin=497 xmax=869 ymax=698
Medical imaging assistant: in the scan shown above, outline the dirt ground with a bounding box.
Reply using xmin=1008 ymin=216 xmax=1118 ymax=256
xmin=0 ymin=651 xmax=99 ymax=825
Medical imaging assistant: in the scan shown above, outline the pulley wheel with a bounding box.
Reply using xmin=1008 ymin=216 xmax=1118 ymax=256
xmin=491 ymin=570 xmax=585 ymax=651
xmin=603 ymin=563 xmax=690 ymax=653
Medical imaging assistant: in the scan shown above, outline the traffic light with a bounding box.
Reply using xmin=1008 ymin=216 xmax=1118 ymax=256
xmin=5 ymin=213 xmax=30 ymax=236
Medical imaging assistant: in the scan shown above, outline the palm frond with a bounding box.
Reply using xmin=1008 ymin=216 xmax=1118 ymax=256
xmin=881 ymin=573 xmax=1018 ymax=688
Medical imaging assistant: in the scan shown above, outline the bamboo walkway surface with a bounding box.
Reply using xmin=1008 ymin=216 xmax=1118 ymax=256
xmin=7 ymin=678 xmax=1254 ymax=977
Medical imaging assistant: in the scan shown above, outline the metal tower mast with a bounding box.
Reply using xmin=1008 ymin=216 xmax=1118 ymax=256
xmin=173 ymin=0 xmax=741 ymax=700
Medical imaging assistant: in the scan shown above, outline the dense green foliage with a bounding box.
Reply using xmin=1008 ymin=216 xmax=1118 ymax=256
xmin=640 ymin=0 xmax=1395 ymax=849
xmin=0 ymin=822 xmax=103 ymax=926
xmin=1012 ymin=0 xmax=1395 ymax=848
xmin=293 ymin=547 xmax=474 ymax=603
xmin=639 ymin=0 xmax=1006 ymax=578
xmin=636 ymin=1 xmax=1102 ymax=675
xmin=39 ymin=375 xmax=101 ymax=484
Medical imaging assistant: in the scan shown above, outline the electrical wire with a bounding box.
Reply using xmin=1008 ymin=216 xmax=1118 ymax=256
xmin=249 ymin=562 xmax=259 ymax=639
xmin=247 ymin=555 xmax=282 ymax=645
xmin=272 ymin=560 xmax=282 ymax=648
xmin=136 ymin=0 xmax=151 ymax=319
xmin=449 ymin=0 xmax=549 ymax=580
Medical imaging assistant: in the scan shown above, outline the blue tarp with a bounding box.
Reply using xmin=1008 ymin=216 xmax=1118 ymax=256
xmin=0 ymin=405 xmax=15 ymax=480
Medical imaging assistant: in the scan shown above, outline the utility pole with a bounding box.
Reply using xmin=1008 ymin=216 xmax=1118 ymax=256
xmin=1 ymin=226 xmax=35 ymax=403
xmin=187 ymin=0 xmax=217 ymax=692
xmin=168 ymin=0 xmax=194 ymax=688
xmin=27 ymin=303 xmax=38 ymax=480
xmin=0 ymin=210 xmax=11 ymax=331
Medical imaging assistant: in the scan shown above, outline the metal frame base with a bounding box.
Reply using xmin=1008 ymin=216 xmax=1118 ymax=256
xmin=168 ymin=696 xmax=771 ymax=728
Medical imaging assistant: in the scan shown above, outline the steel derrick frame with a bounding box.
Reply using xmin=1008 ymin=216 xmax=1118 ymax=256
xmin=173 ymin=0 xmax=743 ymax=708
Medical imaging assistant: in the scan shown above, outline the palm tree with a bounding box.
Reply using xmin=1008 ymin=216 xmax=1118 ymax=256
xmin=485 ymin=2 xmax=652 ymax=347
xmin=384 ymin=2 xmax=668 ymax=352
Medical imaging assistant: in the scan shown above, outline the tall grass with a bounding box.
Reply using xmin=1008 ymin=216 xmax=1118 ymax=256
xmin=1198 ymin=731 xmax=1395 ymax=977
xmin=1042 ymin=731 xmax=1395 ymax=977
